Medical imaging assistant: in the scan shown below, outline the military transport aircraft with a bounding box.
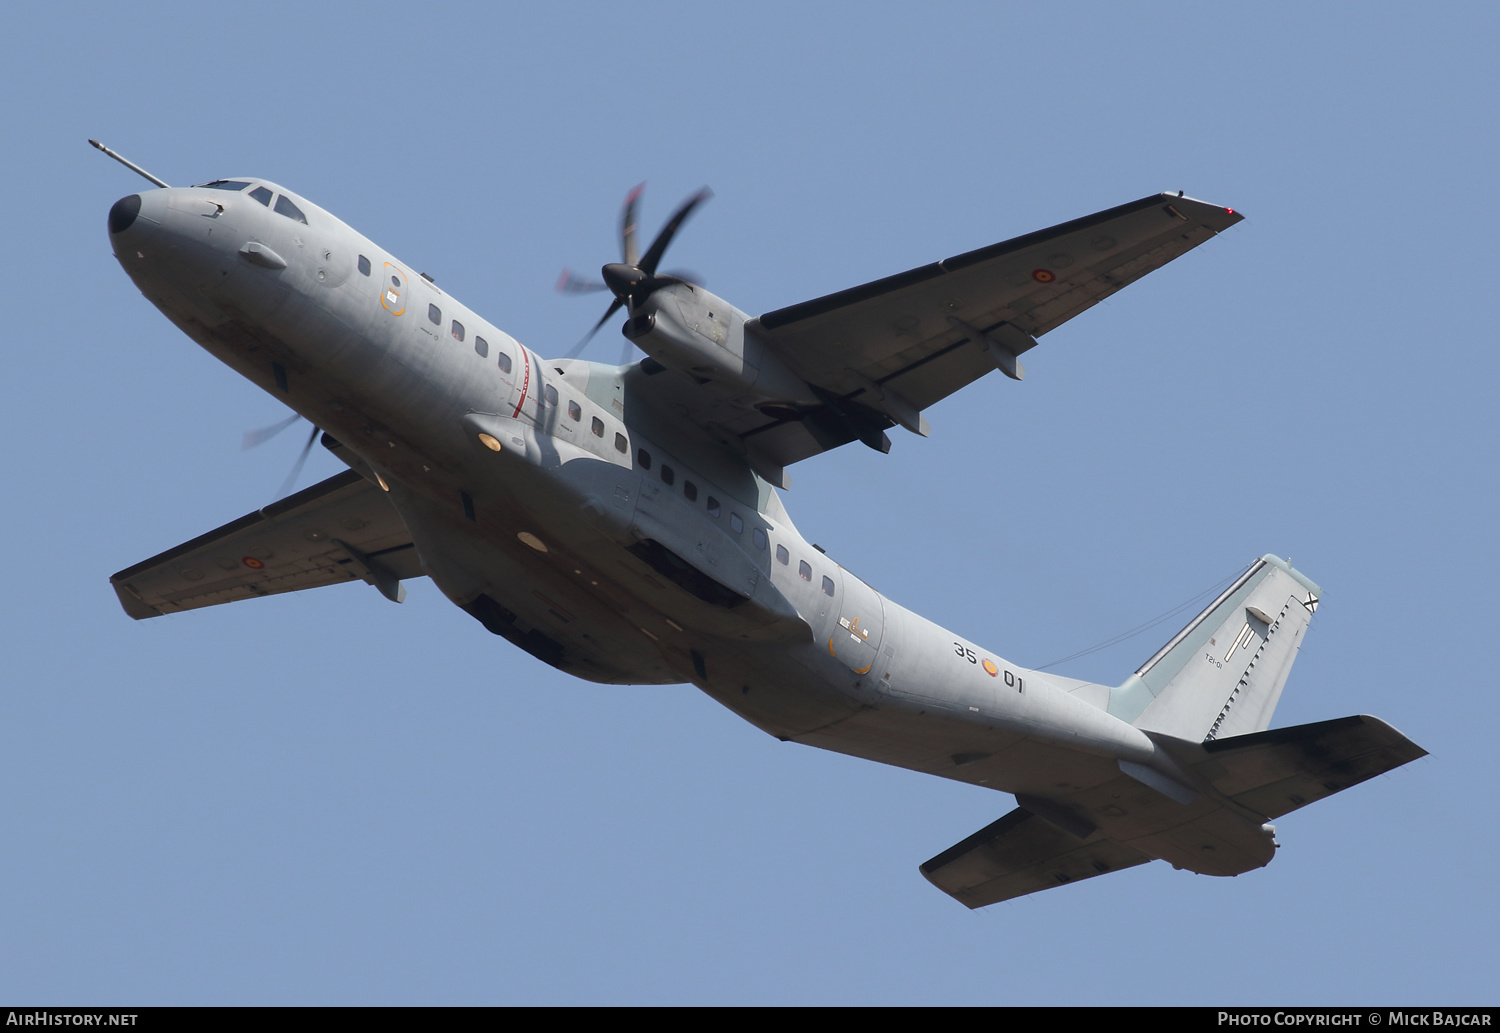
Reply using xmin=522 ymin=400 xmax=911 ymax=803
xmin=96 ymin=139 xmax=1424 ymax=907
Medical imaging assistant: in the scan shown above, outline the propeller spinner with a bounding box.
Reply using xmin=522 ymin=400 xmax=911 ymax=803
xmin=559 ymin=184 xmax=711 ymax=359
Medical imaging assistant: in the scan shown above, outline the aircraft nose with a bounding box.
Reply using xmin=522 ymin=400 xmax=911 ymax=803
xmin=108 ymin=193 xmax=141 ymax=234
xmin=107 ymin=190 xmax=167 ymax=244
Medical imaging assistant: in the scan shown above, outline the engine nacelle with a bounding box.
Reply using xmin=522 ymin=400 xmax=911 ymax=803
xmin=624 ymin=284 xmax=815 ymax=407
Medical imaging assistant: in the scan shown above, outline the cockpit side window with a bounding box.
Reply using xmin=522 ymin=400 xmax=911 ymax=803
xmin=273 ymin=194 xmax=308 ymax=224
xmin=249 ymin=186 xmax=273 ymax=207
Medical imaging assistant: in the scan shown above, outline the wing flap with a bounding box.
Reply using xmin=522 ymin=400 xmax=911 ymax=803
xmin=920 ymin=806 xmax=1151 ymax=909
xmin=110 ymin=469 xmax=420 ymax=618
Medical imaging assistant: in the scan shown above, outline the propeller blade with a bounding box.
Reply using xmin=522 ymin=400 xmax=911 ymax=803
xmin=555 ymin=268 xmax=608 ymax=294
xmin=638 ymin=187 xmax=711 ymax=275
xmin=241 ymin=413 xmax=301 ymax=450
xmin=565 ymin=297 xmax=625 ymax=358
xmin=277 ymin=423 xmax=320 ymax=498
xmin=620 ymin=182 xmax=644 ymax=267
xmin=658 ymin=268 xmax=704 ymax=287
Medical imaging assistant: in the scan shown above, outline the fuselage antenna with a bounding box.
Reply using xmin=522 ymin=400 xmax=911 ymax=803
xmin=88 ymin=139 xmax=171 ymax=189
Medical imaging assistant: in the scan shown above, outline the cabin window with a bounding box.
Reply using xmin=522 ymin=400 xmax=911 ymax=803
xmin=357 ymin=255 xmax=371 ymax=276
xmin=543 ymin=384 xmax=558 ymax=408
xmin=249 ymin=186 xmax=273 ymax=207
xmin=591 ymin=417 xmax=605 ymax=438
xmin=451 ymin=320 xmax=465 ymax=342
xmin=428 ymin=304 xmax=441 ymax=325
xmin=730 ymin=513 xmax=744 ymax=534
xmin=776 ymin=544 xmax=789 ymax=565
xmin=637 ymin=448 xmax=651 ymax=470
xmin=273 ymin=194 xmax=308 ymax=224
xmin=707 ymin=497 xmax=721 ymax=519
xmin=660 ymin=465 xmax=675 ymax=486
xmin=683 ymin=481 xmax=697 ymax=502
xmin=615 ymin=433 xmax=627 ymax=454
xmin=752 ymin=528 xmax=768 ymax=550
xmin=822 ymin=576 xmax=835 ymax=597
xmin=798 ymin=560 xmax=812 ymax=582
xmin=497 ymin=351 xmax=512 ymax=374
xmin=567 ymin=400 xmax=581 ymax=422
xmin=474 ymin=336 xmax=488 ymax=358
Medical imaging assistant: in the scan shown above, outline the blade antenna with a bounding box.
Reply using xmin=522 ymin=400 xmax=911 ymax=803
xmin=88 ymin=139 xmax=170 ymax=189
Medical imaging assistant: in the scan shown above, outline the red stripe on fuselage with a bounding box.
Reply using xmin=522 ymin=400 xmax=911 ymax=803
xmin=512 ymin=346 xmax=531 ymax=418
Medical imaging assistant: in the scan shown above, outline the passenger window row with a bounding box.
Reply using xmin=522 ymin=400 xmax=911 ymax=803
xmin=380 ymin=282 xmax=520 ymax=376
xmin=347 ymin=255 xmax=627 ymax=457
xmin=535 ymin=373 xmax=628 ymax=459
xmin=777 ymin=544 xmax=836 ymax=597
xmin=630 ymin=446 xmax=831 ymax=596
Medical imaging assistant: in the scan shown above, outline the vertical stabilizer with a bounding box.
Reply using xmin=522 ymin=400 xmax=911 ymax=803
xmin=1110 ymin=556 xmax=1321 ymax=741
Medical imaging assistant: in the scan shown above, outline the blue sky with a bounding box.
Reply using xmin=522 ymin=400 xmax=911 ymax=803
xmin=2 ymin=1 xmax=1494 ymax=1005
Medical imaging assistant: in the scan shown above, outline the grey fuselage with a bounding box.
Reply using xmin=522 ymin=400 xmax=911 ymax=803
xmin=107 ymin=179 xmax=1172 ymax=805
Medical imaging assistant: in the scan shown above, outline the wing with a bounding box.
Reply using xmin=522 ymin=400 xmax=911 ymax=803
xmin=741 ymin=193 xmax=1242 ymax=470
xmin=110 ymin=469 xmax=421 ymax=619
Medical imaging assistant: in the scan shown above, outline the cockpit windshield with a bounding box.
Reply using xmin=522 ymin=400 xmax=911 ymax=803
xmin=195 ymin=180 xmax=253 ymax=191
xmin=273 ymin=194 xmax=308 ymax=224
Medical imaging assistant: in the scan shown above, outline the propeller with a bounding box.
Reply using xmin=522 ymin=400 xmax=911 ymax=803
xmin=558 ymin=183 xmax=712 ymax=360
xmin=242 ymin=412 xmax=321 ymax=497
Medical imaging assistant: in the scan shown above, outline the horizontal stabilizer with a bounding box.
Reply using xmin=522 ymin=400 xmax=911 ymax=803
xmin=919 ymin=806 xmax=1151 ymax=909
xmin=110 ymin=469 xmax=421 ymax=618
xmin=1175 ymin=714 xmax=1427 ymax=820
xmin=922 ymin=714 xmax=1425 ymax=908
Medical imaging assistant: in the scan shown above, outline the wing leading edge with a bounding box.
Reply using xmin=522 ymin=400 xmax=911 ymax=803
xmin=111 ymin=469 xmax=421 ymax=619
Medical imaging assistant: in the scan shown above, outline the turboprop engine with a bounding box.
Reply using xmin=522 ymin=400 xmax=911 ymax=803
xmin=622 ymin=283 xmax=816 ymax=408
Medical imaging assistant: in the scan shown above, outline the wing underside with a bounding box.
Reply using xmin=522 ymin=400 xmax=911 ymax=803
xmin=111 ymin=469 xmax=421 ymax=619
xmin=740 ymin=193 xmax=1242 ymax=469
